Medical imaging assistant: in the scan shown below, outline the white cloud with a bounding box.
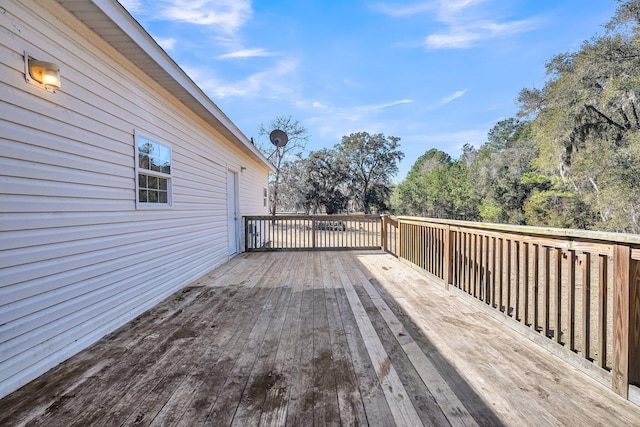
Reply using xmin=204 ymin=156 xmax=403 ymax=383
xmin=370 ymin=2 xmax=434 ymax=17
xmin=437 ymin=0 xmax=489 ymax=21
xmin=374 ymin=0 xmax=541 ymax=50
xmin=157 ymin=0 xmax=252 ymax=34
xmin=439 ymin=89 xmax=467 ymax=105
xmin=118 ymin=0 xmax=143 ymax=13
xmin=154 ymin=37 xmax=177 ymax=51
xmin=217 ymin=48 xmax=273 ymax=59
xmin=425 ymin=32 xmax=479 ymax=49
xmin=378 ymin=99 xmax=413 ymax=109
xmin=424 ymin=15 xmax=539 ymax=49
xmin=185 ymin=58 xmax=299 ymax=99
xmin=298 ymin=99 xmax=412 ymax=141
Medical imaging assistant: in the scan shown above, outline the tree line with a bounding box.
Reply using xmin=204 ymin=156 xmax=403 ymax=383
xmin=394 ymin=0 xmax=640 ymax=234
xmin=260 ymin=1 xmax=640 ymax=233
xmin=259 ymin=116 xmax=403 ymax=215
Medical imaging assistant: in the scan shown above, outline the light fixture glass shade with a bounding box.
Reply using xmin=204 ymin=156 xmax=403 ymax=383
xmin=28 ymin=59 xmax=61 ymax=89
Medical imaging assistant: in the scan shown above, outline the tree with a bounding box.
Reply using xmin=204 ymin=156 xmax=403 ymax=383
xmin=517 ymin=0 xmax=640 ymax=231
xmin=393 ymin=149 xmax=452 ymax=217
xmin=393 ymin=148 xmax=478 ymax=220
xmin=257 ymin=115 xmax=309 ymax=215
xmin=275 ymin=158 xmax=307 ymax=212
xmin=468 ymin=119 xmax=541 ymax=224
xmin=301 ymin=149 xmax=349 ymax=214
xmin=336 ymin=132 xmax=404 ymax=214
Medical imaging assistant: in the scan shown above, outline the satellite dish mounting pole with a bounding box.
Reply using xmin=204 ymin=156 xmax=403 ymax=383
xmin=267 ymin=129 xmax=289 ymax=216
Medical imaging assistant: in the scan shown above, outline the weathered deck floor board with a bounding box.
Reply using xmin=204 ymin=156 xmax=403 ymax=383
xmin=2 ymin=251 xmax=640 ymax=426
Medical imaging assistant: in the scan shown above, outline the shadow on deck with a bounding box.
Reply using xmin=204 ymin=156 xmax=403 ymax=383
xmin=1 ymin=251 xmax=639 ymax=426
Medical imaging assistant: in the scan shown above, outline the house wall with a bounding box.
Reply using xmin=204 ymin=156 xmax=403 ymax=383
xmin=0 ymin=0 xmax=270 ymax=398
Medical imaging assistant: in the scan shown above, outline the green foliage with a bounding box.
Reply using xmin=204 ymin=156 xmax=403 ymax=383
xmin=389 ymin=1 xmax=640 ymax=232
xmin=524 ymin=190 xmax=593 ymax=229
xmin=478 ymin=199 xmax=502 ymax=223
xmin=393 ymin=149 xmax=478 ymax=220
xmin=301 ymin=149 xmax=349 ymax=214
xmin=337 ymin=132 xmax=404 ymax=214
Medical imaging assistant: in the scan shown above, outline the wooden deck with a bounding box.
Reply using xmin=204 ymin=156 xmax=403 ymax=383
xmin=2 ymin=251 xmax=639 ymax=426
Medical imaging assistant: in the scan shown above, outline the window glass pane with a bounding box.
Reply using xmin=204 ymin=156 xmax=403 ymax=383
xmin=150 ymin=156 xmax=161 ymax=172
xmin=139 ymin=154 xmax=149 ymax=169
xmin=138 ymin=138 xmax=171 ymax=174
xmin=138 ymin=138 xmax=152 ymax=154
xmin=159 ymin=145 xmax=170 ymax=163
xmin=136 ymin=136 xmax=171 ymax=205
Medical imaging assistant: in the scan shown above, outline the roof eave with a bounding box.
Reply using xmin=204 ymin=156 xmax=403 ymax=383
xmin=56 ymin=0 xmax=275 ymax=172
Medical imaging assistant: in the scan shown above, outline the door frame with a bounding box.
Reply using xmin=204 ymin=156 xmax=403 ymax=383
xmin=227 ymin=169 xmax=240 ymax=256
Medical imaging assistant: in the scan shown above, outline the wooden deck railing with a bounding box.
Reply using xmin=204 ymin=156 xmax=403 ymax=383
xmin=395 ymin=216 xmax=640 ymax=404
xmin=242 ymin=214 xmax=640 ymax=404
xmin=244 ymin=215 xmax=382 ymax=251
xmin=381 ymin=215 xmax=399 ymax=257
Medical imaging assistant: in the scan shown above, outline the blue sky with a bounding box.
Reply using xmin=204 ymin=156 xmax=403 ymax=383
xmin=120 ymin=0 xmax=618 ymax=181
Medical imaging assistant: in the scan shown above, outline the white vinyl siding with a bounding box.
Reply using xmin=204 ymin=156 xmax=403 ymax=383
xmin=0 ymin=0 xmax=270 ymax=399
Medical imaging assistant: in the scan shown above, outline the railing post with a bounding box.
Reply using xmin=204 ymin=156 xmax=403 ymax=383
xmin=381 ymin=215 xmax=388 ymax=252
xmin=244 ymin=216 xmax=249 ymax=251
xmin=312 ymin=217 xmax=316 ymax=249
xmin=397 ymin=218 xmax=403 ymax=260
xmin=444 ymin=224 xmax=452 ymax=290
xmin=612 ymin=244 xmax=640 ymax=398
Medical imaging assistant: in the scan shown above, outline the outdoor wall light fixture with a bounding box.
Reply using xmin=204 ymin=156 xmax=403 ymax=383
xmin=24 ymin=52 xmax=61 ymax=90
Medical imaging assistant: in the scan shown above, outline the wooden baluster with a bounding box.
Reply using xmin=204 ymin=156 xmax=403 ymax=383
xmin=567 ymin=250 xmax=576 ymax=351
xmin=506 ymin=239 xmax=512 ymax=316
xmin=444 ymin=225 xmax=452 ymax=289
xmin=523 ymin=242 xmax=529 ymax=325
xmin=514 ymin=241 xmax=520 ymax=321
xmin=598 ymin=254 xmax=608 ymax=369
xmin=498 ymin=238 xmax=504 ymax=311
xmin=582 ymin=252 xmax=591 ymax=359
xmin=532 ymin=243 xmax=539 ymax=330
xmin=490 ymin=236 xmax=496 ymax=307
xmin=465 ymin=232 xmax=471 ymax=294
xmin=472 ymin=232 xmax=476 ymax=295
xmin=555 ymin=247 xmax=563 ymax=344
xmin=543 ymin=246 xmax=551 ymax=338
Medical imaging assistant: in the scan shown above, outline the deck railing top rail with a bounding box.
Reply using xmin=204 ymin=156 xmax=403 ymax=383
xmin=397 ymin=216 xmax=640 ymax=245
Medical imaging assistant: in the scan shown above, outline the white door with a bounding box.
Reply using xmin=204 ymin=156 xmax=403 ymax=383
xmin=227 ymin=170 xmax=239 ymax=256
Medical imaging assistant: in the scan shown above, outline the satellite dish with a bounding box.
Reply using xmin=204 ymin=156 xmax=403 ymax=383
xmin=269 ymin=129 xmax=288 ymax=147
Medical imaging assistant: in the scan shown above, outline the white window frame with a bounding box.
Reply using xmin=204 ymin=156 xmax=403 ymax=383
xmin=134 ymin=131 xmax=173 ymax=209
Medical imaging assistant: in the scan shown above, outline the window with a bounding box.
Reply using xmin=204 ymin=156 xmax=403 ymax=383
xmin=263 ymin=188 xmax=268 ymax=207
xmin=135 ymin=135 xmax=172 ymax=207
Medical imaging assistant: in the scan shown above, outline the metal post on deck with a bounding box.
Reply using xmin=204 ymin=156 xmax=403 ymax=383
xmin=612 ymin=244 xmax=640 ymax=399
